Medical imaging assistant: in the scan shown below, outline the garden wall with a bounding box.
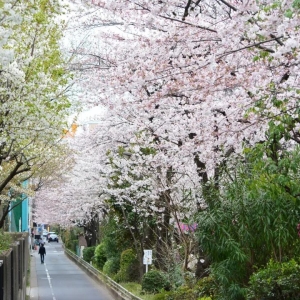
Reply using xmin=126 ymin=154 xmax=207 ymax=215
xmin=0 ymin=232 xmax=29 ymax=300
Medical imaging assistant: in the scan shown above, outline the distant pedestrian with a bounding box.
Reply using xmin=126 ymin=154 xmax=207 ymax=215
xmin=39 ymin=237 xmax=43 ymax=246
xmin=38 ymin=244 xmax=46 ymax=264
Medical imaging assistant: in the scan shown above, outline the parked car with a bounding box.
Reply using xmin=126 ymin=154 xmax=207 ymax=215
xmin=47 ymin=231 xmax=56 ymax=240
xmin=48 ymin=234 xmax=59 ymax=242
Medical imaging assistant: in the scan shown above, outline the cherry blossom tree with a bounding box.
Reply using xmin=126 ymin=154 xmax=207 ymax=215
xmin=78 ymin=1 xmax=298 ymax=152
xmin=33 ymin=113 xmax=110 ymax=243
xmin=54 ymin=0 xmax=299 ymax=269
xmin=34 ymin=0 xmax=300 ymax=279
xmin=65 ymin=0 xmax=300 ymax=196
xmin=0 ymin=0 xmax=75 ymax=228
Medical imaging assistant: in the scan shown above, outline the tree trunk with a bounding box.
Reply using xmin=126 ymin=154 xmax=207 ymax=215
xmin=83 ymin=213 xmax=99 ymax=247
xmin=155 ymin=191 xmax=171 ymax=271
xmin=0 ymin=203 xmax=10 ymax=229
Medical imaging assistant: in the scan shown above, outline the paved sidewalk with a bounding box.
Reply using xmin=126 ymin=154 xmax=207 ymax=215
xmin=29 ymin=251 xmax=38 ymax=300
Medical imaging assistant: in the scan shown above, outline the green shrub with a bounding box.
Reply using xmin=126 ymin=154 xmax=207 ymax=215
xmin=153 ymin=290 xmax=172 ymax=300
xmin=103 ymin=257 xmax=120 ymax=276
xmin=64 ymin=239 xmax=77 ymax=253
xmin=61 ymin=227 xmax=82 ymax=253
xmin=115 ymin=248 xmax=140 ymax=282
xmin=167 ymin=286 xmax=195 ymax=300
xmin=62 ymin=229 xmax=76 ymax=252
xmin=164 ymin=264 xmax=184 ymax=289
xmin=60 ymin=229 xmax=69 ymax=245
xmin=94 ymin=243 xmax=107 ymax=270
xmin=0 ymin=231 xmax=11 ymax=252
xmin=184 ymin=272 xmax=197 ymax=289
xmin=142 ymin=270 xmax=171 ymax=293
xmin=72 ymin=240 xmax=78 ymax=253
xmin=82 ymin=246 xmax=96 ymax=263
xmin=194 ymin=276 xmax=217 ymax=299
xmin=154 ymin=276 xmax=216 ymax=300
xmin=247 ymin=259 xmax=300 ymax=299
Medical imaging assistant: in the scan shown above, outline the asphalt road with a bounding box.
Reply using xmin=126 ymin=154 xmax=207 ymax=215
xmin=30 ymin=241 xmax=115 ymax=300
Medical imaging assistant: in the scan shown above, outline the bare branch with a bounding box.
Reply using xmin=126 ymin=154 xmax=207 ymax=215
xmin=159 ymin=15 xmax=217 ymax=33
xmin=218 ymin=0 xmax=237 ymax=11
xmin=183 ymin=0 xmax=193 ymax=21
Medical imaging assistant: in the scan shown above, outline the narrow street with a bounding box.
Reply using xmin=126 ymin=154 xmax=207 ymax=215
xmin=29 ymin=242 xmax=115 ymax=300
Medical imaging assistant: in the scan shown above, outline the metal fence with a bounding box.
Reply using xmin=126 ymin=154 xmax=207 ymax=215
xmin=64 ymin=248 xmax=142 ymax=300
xmin=0 ymin=232 xmax=29 ymax=300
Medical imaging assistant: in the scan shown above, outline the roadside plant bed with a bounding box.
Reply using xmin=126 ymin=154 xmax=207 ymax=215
xmin=120 ymin=282 xmax=157 ymax=300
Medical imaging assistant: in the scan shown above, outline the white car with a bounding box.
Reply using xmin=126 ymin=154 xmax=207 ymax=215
xmin=48 ymin=233 xmax=59 ymax=242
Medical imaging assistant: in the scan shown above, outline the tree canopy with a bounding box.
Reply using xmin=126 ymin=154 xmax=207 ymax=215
xmin=0 ymin=0 xmax=75 ymax=228
xmin=33 ymin=0 xmax=300 ymax=298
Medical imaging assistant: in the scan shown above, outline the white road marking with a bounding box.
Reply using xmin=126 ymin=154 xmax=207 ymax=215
xmin=45 ymin=264 xmax=56 ymax=300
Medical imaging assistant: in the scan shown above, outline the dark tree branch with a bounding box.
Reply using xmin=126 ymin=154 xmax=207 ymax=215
xmin=183 ymin=0 xmax=193 ymax=21
xmin=218 ymin=0 xmax=237 ymax=11
xmin=219 ymin=36 xmax=283 ymax=58
xmin=270 ymin=34 xmax=284 ymax=46
xmin=0 ymin=204 xmax=10 ymax=229
xmin=159 ymin=15 xmax=217 ymax=33
xmin=0 ymin=159 xmax=31 ymax=193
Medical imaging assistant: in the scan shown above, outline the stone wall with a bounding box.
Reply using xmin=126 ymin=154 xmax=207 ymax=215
xmin=0 ymin=232 xmax=29 ymax=300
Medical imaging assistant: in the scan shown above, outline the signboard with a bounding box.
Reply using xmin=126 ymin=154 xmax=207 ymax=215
xmin=143 ymin=249 xmax=152 ymax=273
xmin=143 ymin=250 xmax=152 ymax=265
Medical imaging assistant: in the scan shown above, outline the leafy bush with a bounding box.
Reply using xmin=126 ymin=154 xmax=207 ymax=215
xmin=65 ymin=239 xmax=77 ymax=253
xmin=61 ymin=227 xmax=82 ymax=253
xmin=196 ymin=148 xmax=300 ymax=299
xmin=142 ymin=270 xmax=171 ymax=293
xmin=154 ymin=276 xmax=216 ymax=300
xmin=103 ymin=257 xmax=120 ymax=276
xmin=194 ymin=276 xmax=217 ymax=299
xmin=247 ymin=259 xmax=300 ymax=299
xmin=82 ymin=246 xmax=96 ymax=263
xmin=166 ymin=286 xmax=196 ymax=300
xmin=60 ymin=229 xmax=68 ymax=245
xmin=153 ymin=290 xmax=173 ymax=300
xmin=0 ymin=231 xmax=11 ymax=252
xmin=100 ymin=217 xmax=132 ymax=259
xmin=154 ymin=291 xmax=212 ymax=300
xmin=94 ymin=243 xmax=107 ymax=270
xmin=115 ymin=248 xmax=140 ymax=282
xmin=166 ymin=264 xmax=184 ymax=289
